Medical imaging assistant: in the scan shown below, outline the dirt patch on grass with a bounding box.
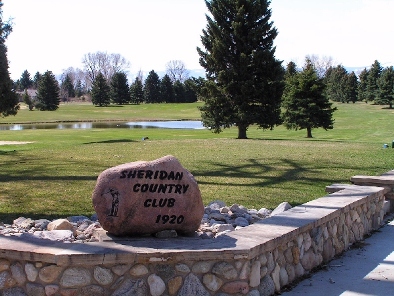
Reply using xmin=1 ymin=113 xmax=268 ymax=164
xmin=0 ymin=141 xmax=34 ymax=145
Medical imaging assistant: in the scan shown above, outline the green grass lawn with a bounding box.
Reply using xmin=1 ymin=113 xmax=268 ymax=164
xmin=0 ymin=102 xmax=203 ymax=123
xmin=1 ymin=102 xmax=394 ymax=223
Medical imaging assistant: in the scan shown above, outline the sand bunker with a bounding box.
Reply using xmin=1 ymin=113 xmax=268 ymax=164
xmin=0 ymin=141 xmax=33 ymax=145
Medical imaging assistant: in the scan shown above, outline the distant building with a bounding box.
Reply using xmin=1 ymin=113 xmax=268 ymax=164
xmin=16 ymin=89 xmax=37 ymax=101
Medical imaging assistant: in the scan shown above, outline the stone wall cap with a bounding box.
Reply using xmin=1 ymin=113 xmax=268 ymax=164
xmin=326 ymin=183 xmax=390 ymax=194
xmin=351 ymin=175 xmax=394 ymax=185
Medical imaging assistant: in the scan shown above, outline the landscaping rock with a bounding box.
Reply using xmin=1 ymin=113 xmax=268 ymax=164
xmin=33 ymin=230 xmax=74 ymax=241
xmin=234 ymin=217 xmax=249 ymax=227
xmin=0 ymin=199 xmax=291 ymax=242
xmin=257 ymin=208 xmax=271 ymax=218
xmin=34 ymin=219 xmax=50 ymax=230
xmin=47 ymin=219 xmax=74 ymax=231
xmin=13 ymin=217 xmax=34 ymax=229
xmin=67 ymin=215 xmax=90 ymax=223
xmin=270 ymin=202 xmax=292 ymax=216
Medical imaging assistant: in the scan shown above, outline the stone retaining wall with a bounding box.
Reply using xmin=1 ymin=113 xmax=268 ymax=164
xmin=1 ymin=170 xmax=393 ymax=296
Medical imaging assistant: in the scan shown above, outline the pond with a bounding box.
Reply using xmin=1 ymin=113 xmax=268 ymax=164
xmin=0 ymin=121 xmax=205 ymax=131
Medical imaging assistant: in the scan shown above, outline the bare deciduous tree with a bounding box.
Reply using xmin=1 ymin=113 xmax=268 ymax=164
xmin=306 ymin=54 xmax=335 ymax=78
xmin=165 ymin=60 xmax=189 ymax=82
xmin=135 ymin=69 xmax=144 ymax=83
xmin=60 ymin=67 xmax=89 ymax=94
xmin=82 ymin=51 xmax=131 ymax=86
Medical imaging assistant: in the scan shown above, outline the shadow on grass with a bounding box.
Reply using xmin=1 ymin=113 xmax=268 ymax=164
xmin=94 ymin=105 xmax=125 ymax=108
xmin=1 ymin=175 xmax=96 ymax=182
xmin=192 ymin=157 xmax=359 ymax=202
xmin=247 ymin=137 xmax=352 ymax=144
xmin=83 ymin=139 xmax=136 ymax=145
xmin=0 ymin=151 xmax=99 ymax=183
xmin=0 ymin=150 xmax=17 ymax=155
xmin=193 ymin=158 xmax=324 ymax=186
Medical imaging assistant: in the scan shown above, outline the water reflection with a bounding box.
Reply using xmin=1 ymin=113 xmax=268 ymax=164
xmin=0 ymin=121 xmax=205 ymax=131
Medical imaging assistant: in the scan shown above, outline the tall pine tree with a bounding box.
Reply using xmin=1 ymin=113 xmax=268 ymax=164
xmin=130 ymin=78 xmax=144 ymax=104
xmin=33 ymin=72 xmax=42 ymax=89
xmin=197 ymin=0 xmax=284 ymax=139
xmin=281 ymin=59 xmax=336 ymax=138
xmin=173 ymin=81 xmax=186 ymax=103
xmin=144 ymin=70 xmax=161 ymax=103
xmin=19 ymin=70 xmax=33 ymax=90
xmin=282 ymin=61 xmax=298 ymax=99
xmin=357 ymin=68 xmax=369 ymax=102
xmin=0 ymin=2 xmax=19 ymax=117
xmin=91 ymin=72 xmax=110 ymax=106
xmin=61 ymin=74 xmax=75 ymax=98
xmin=110 ymin=72 xmax=129 ymax=105
xmin=75 ymin=79 xmax=84 ymax=97
xmin=377 ymin=66 xmax=394 ymax=108
xmin=345 ymin=72 xmax=359 ymax=103
xmin=325 ymin=65 xmax=348 ymax=102
xmin=184 ymin=78 xmax=198 ymax=103
xmin=36 ymin=71 xmax=60 ymax=111
xmin=160 ymin=74 xmax=175 ymax=103
xmin=366 ymin=60 xmax=382 ymax=103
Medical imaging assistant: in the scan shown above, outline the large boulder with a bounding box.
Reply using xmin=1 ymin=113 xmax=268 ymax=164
xmin=92 ymin=155 xmax=204 ymax=236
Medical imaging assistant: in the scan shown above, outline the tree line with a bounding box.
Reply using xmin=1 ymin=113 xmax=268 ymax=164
xmin=14 ymin=62 xmax=203 ymax=110
xmin=324 ymin=60 xmax=394 ymax=107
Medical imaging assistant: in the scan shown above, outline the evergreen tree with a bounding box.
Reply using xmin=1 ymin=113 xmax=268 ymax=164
xmin=197 ymin=0 xmax=284 ymax=139
xmin=184 ymin=78 xmax=198 ymax=103
xmin=188 ymin=77 xmax=206 ymax=101
xmin=173 ymin=80 xmax=186 ymax=103
xmin=377 ymin=66 xmax=394 ymax=108
xmin=130 ymin=78 xmax=144 ymax=104
xmin=33 ymin=72 xmax=42 ymax=89
xmin=281 ymin=59 xmax=337 ymax=138
xmin=75 ymin=79 xmax=84 ymax=97
xmin=282 ymin=62 xmax=298 ymax=99
xmin=366 ymin=60 xmax=382 ymax=103
xmin=22 ymin=90 xmax=34 ymax=111
xmin=0 ymin=2 xmax=19 ymax=117
xmin=36 ymin=71 xmax=60 ymax=111
xmin=357 ymin=68 xmax=369 ymax=102
xmin=284 ymin=61 xmax=298 ymax=78
xmin=345 ymin=72 xmax=359 ymax=103
xmin=19 ymin=70 xmax=33 ymax=90
xmin=325 ymin=65 xmax=348 ymax=102
xmin=61 ymin=74 xmax=75 ymax=98
xmin=91 ymin=72 xmax=110 ymax=106
xmin=160 ymin=74 xmax=175 ymax=103
xmin=110 ymin=72 xmax=130 ymax=105
xmin=144 ymin=70 xmax=161 ymax=103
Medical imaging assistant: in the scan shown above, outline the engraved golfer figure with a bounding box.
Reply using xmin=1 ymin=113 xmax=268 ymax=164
xmin=107 ymin=188 xmax=120 ymax=217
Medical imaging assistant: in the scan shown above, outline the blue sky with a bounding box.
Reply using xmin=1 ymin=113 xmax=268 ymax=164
xmin=2 ymin=0 xmax=394 ymax=80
